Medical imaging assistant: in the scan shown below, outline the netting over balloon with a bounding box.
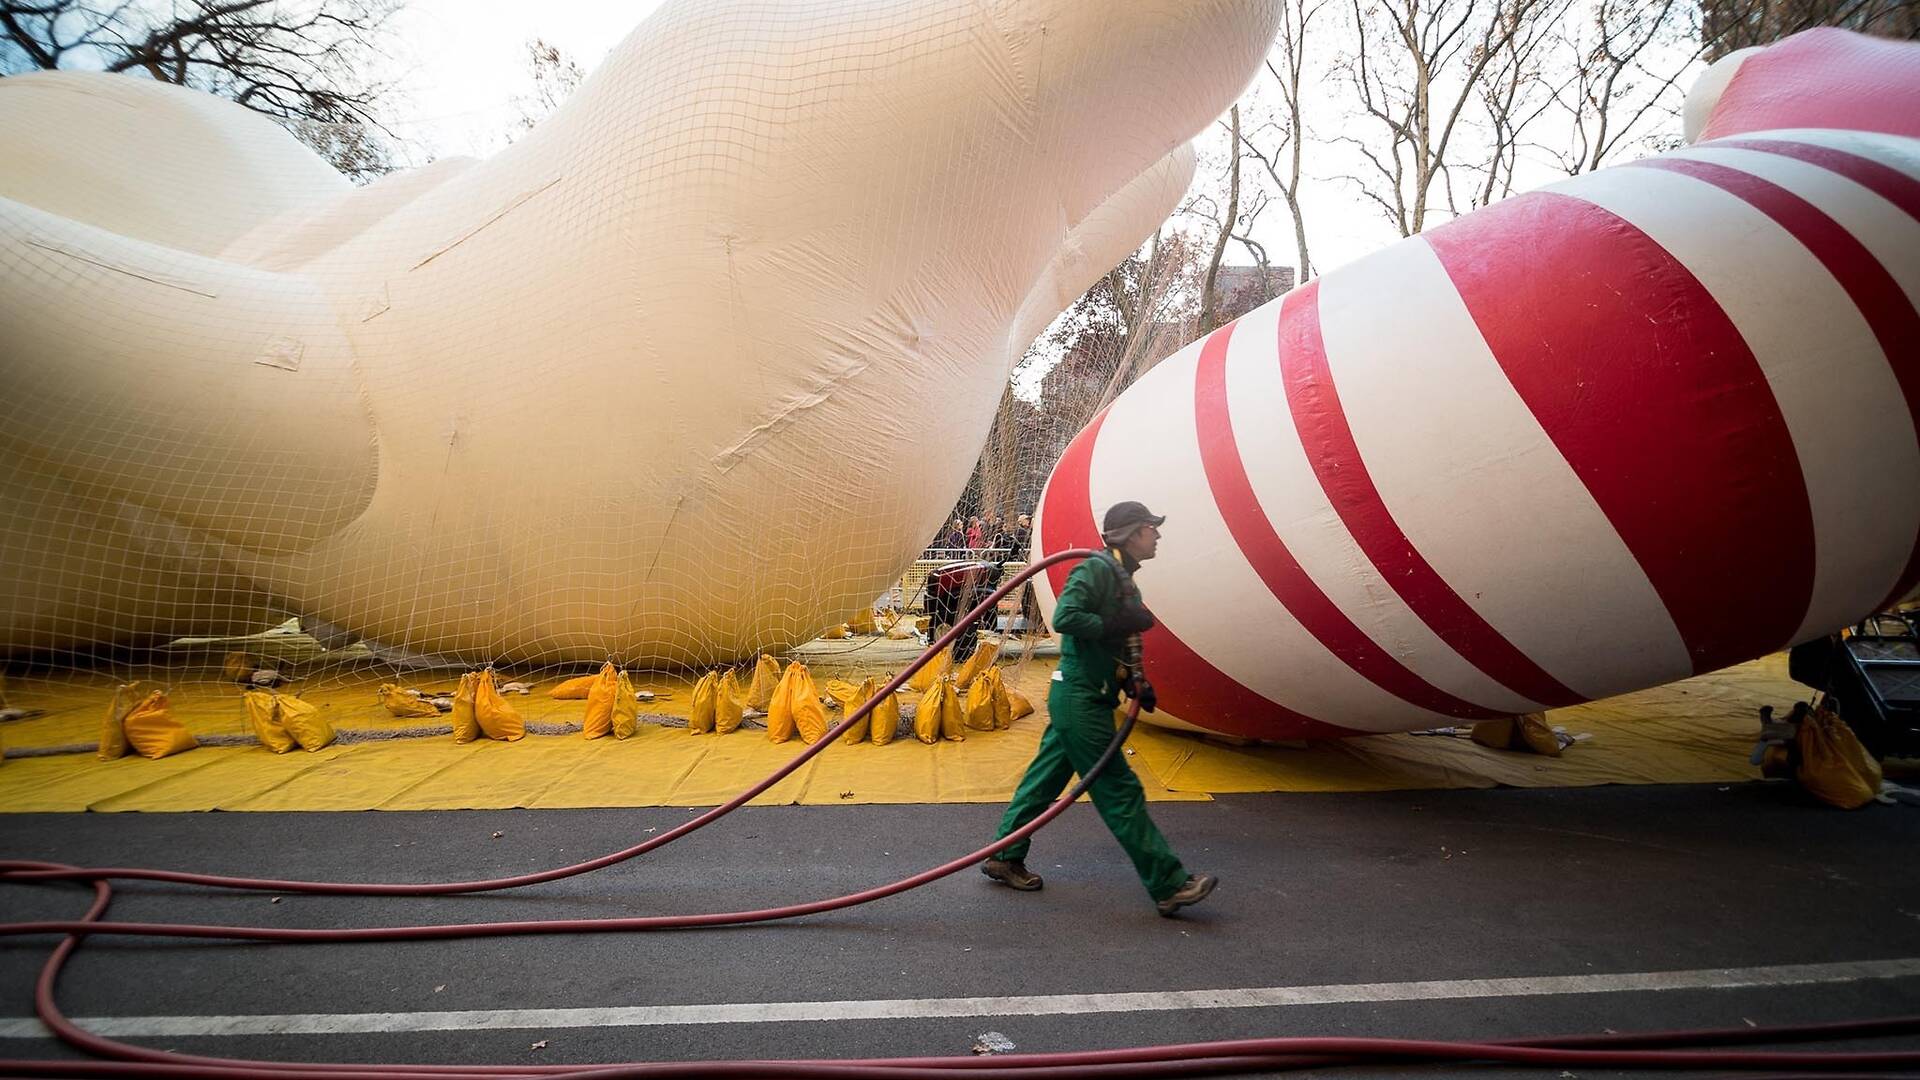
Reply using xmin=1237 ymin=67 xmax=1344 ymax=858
xmin=0 ymin=0 xmax=1284 ymax=683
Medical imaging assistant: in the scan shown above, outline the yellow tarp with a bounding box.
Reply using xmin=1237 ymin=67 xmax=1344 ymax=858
xmin=0 ymin=656 xmax=1799 ymax=812
xmin=1127 ymin=655 xmax=1796 ymax=793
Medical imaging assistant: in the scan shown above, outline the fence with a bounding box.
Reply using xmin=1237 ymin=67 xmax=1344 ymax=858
xmin=893 ymin=553 xmax=1028 ymax=615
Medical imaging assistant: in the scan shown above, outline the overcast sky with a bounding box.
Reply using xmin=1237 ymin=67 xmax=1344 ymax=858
xmin=381 ymin=0 xmax=663 ymax=161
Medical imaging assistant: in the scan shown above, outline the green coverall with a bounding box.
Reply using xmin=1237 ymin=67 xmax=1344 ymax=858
xmin=991 ymin=550 xmax=1189 ymax=902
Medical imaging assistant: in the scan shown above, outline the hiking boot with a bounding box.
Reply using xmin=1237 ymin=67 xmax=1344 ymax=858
xmin=1156 ymin=873 xmax=1217 ymax=917
xmin=981 ymin=858 xmax=1044 ymax=891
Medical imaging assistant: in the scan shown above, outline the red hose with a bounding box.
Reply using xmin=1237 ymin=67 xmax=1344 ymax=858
xmin=5 ymin=546 xmax=1919 ymax=1076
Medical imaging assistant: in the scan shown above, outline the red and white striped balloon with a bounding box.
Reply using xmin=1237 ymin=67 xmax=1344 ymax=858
xmin=1032 ymin=29 xmax=1920 ymax=740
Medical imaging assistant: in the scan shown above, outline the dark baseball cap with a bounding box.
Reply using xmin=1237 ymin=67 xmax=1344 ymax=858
xmin=1101 ymin=501 xmax=1166 ymax=541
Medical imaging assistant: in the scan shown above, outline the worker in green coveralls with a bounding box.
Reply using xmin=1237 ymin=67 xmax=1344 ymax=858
xmin=981 ymin=501 xmax=1217 ymax=917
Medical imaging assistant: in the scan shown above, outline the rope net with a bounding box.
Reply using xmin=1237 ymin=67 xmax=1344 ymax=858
xmin=0 ymin=0 xmax=1283 ymax=688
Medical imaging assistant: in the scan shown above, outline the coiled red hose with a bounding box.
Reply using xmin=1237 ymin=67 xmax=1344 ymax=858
xmin=4 ymin=547 xmax=1918 ymax=1076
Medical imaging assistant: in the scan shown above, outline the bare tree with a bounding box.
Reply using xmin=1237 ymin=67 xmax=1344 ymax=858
xmin=1474 ymin=0 xmax=1568 ymax=204
xmin=1339 ymin=0 xmax=1552 ymax=236
xmin=513 ymin=37 xmax=584 ymax=136
xmin=1703 ymin=0 xmax=1919 ymax=59
xmin=1086 ymin=229 xmax=1208 ymax=409
xmin=952 ymin=231 xmax=1208 ymax=533
xmin=1198 ymin=106 xmax=1245 ymax=334
xmin=0 ymin=0 xmax=403 ymax=182
xmin=1550 ymin=0 xmax=1702 ymax=175
xmin=284 ymin=117 xmax=396 ymax=181
xmin=1191 ymin=104 xmax=1290 ymax=334
xmin=1014 ymin=230 xmax=1208 ymax=431
xmin=1238 ymin=0 xmax=1329 ymax=281
xmin=966 ymin=386 xmax=1046 ymax=527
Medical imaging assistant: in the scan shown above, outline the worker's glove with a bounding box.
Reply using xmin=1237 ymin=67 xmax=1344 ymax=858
xmin=1126 ymin=675 xmax=1158 ymax=714
xmin=1106 ymin=601 xmax=1156 ymax=637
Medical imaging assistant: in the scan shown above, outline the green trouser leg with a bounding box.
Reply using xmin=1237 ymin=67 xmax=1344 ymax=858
xmin=992 ymin=680 xmax=1189 ymax=901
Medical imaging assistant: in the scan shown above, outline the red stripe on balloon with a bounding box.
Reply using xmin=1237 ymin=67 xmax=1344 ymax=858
xmin=1424 ymin=191 xmax=1816 ymax=672
xmin=1038 ymin=402 xmax=1356 ymax=739
xmin=1715 ymin=138 xmax=1920 ymax=224
xmin=1193 ymin=320 xmax=1510 ymax=719
xmin=1277 ymin=282 xmax=1584 ymax=705
xmin=1628 ymin=154 xmax=1920 ymax=613
xmin=1697 ymin=29 xmax=1920 ymax=142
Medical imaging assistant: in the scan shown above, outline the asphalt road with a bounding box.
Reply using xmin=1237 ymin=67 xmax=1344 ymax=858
xmin=3 ymin=781 xmax=1918 ymax=1077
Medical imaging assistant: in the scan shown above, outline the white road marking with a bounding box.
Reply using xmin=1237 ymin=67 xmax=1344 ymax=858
xmin=3 ymin=957 xmax=1917 ymax=1038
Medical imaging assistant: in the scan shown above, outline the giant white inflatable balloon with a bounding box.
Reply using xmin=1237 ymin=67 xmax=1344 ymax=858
xmin=1034 ymin=29 xmax=1920 ymax=740
xmin=0 ymin=0 xmax=1281 ymax=664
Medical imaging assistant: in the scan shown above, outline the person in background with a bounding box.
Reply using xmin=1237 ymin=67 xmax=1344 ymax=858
xmin=1007 ymin=511 xmax=1041 ymax=634
xmin=981 ymin=500 xmax=1216 ymax=917
xmin=925 ymin=555 xmax=1004 ymax=660
xmin=940 ymin=518 xmax=966 ymax=551
xmin=966 ymin=516 xmax=985 ymax=551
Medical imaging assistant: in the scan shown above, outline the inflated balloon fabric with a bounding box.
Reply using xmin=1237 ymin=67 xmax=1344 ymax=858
xmin=0 ymin=0 xmax=1280 ymax=668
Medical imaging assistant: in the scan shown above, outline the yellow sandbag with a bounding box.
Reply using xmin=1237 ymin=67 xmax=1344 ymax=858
xmin=276 ymin=695 xmax=336 ymax=752
xmin=870 ymin=687 xmax=901 ymax=746
xmin=787 ymin=663 xmax=829 ymax=744
xmin=1469 ymin=713 xmax=1561 ymax=756
xmin=549 ymin=673 xmax=599 ymax=700
xmin=688 ymin=672 xmax=718 ymax=735
xmin=938 ymin=680 xmax=966 ymax=742
xmin=747 ymin=654 xmax=781 ymax=711
xmin=822 ymin=624 xmax=851 ymax=640
xmin=1798 ymin=705 xmax=1882 ymax=809
xmin=612 ymin=671 xmax=640 ymax=739
xmin=825 ymin=678 xmax=862 ymax=711
xmin=245 ymin=690 xmax=297 ymax=754
xmin=885 ymin=617 xmax=919 ymax=640
xmin=450 ymin=673 xmax=481 ymax=743
xmin=475 ymin=669 xmax=525 ymax=742
xmin=715 ymin=670 xmax=744 ymax=734
xmin=582 ymin=662 xmax=619 ymax=740
xmin=766 ymin=669 xmax=797 ymax=744
xmin=912 ymin=683 xmax=942 ymax=744
xmin=953 ymin=641 xmax=999 ymax=689
xmin=988 ymin=668 xmax=1013 ymax=729
xmin=1006 ymin=686 xmax=1034 ymax=723
xmin=123 ymin=690 xmax=197 ymax=759
xmin=849 ymin=608 xmax=875 ymax=634
xmin=379 ymin=683 xmax=441 ymax=719
xmin=907 ymin=645 xmax=952 ymax=692
xmin=1470 ymin=718 xmax=1513 ymax=751
xmin=839 ymin=677 xmax=876 ymax=745
xmin=964 ymin=672 xmax=998 ymax=731
xmin=97 ymin=682 xmax=142 ymax=760
xmin=1519 ymin=714 xmax=1561 ymax=756
xmin=767 ymin=662 xmax=826 ymax=744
